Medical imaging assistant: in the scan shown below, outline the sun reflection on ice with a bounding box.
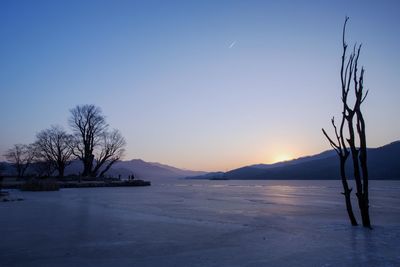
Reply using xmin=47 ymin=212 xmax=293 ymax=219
xmin=262 ymin=185 xmax=299 ymax=206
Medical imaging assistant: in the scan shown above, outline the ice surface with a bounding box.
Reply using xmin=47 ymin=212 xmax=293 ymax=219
xmin=1 ymin=180 xmax=399 ymax=266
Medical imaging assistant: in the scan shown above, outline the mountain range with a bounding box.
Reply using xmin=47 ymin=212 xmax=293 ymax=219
xmin=109 ymin=160 xmax=207 ymax=179
xmin=0 ymin=159 xmax=206 ymax=180
xmin=2 ymin=141 xmax=399 ymax=180
xmin=189 ymin=141 xmax=400 ymax=180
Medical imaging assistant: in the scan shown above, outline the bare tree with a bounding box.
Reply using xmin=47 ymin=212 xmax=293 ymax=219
xmin=92 ymin=129 xmax=126 ymax=177
xmin=69 ymin=105 xmax=107 ymax=177
xmin=4 ymin=144 xmax=35 ymax=178
xmin=323 ymin=17 xmax=371 ymax=228
xmin=35 ymin=126 xmax=74 ymax=177
xmin=322 ymin=17 xmax=358 ymax=226
xmin=341 ymin=19 xmax=371 ymax=229
xmin=69 ymin=105 xmax=126 ymax=177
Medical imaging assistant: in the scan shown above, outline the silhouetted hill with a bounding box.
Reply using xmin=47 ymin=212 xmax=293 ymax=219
xmin=251 ymin=149 xmax=336 ymax=170
xmin=111 ymin=159 xmax=206 ymax=179
xmin=189 ymin=141 xmax=400 ymax=180
xmin=0 ymin=159 xmax=206 ymax=180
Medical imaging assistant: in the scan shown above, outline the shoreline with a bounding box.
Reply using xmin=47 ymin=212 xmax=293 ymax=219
xmin=1 ymin=178 xmax=151 ymax=190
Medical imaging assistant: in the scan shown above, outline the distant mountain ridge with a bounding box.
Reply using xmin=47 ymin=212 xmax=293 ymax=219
xmin=2 ymin=141 xmax=399 ymax=180
xmin=0 ymin=158 xmax=207 ymax=180
xmin=249 ymin=149 xmax=336 ymax=170
xmin=111 ymin=159 xmax=207 ymax=179
xmin=189 ymin=141 xmax=400 ymax=180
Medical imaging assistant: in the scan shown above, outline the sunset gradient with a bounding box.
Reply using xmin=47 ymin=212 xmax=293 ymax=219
xmin=1 ymin=0 xmax=399 ymax=171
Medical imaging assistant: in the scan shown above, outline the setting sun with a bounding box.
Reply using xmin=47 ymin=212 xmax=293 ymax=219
xmin=273 ymin=154 xmax=293 ymax=163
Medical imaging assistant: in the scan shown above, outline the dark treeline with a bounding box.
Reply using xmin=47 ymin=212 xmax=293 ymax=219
xmin=2 ymin=104 xmax=126 ymax=179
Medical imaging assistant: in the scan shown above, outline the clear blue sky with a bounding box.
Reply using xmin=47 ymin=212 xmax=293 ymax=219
xmin=1 ymin=0 xmax=399 ymax=171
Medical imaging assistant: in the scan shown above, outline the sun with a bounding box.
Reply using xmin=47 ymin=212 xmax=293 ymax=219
xmin=273 ymin=154 xmax=292 ymax=163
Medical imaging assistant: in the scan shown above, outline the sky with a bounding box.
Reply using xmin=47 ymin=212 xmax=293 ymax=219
xmin=0 ymin=0 xmax=399 ymax=171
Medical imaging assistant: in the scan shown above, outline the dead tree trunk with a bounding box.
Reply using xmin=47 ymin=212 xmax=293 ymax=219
xmin=323 ymin=17 xmax=372 ymax=227
xmin=323 ymin=118 xmax=358 ymax=226
xmin=354 ymin=53 xmax=371 ymax=228
xmin=322 ymin=17 xmax=359 ymax=226
xmin=339 ymin=17 xmax=372 ymax=228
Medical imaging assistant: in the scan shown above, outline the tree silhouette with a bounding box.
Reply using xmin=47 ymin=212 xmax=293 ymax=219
xmin=69 ymin=104 xmax=126 ymax=177
xmin=92 ymin=129 xmax=126 ymax=177
xmin=3 ymin=144 xmax=35 ymax=178
xmin=34 ymin=126 xmax=74 ymax=177
xmin=69 ymin=105 xmax=108 ymax=177
xmin=323 ymin=117 xmax=358 ymax=226
xmin=323 ymin=17 xmax=371 ymax=228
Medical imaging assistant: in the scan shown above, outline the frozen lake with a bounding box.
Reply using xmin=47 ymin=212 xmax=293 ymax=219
xmin=1 ymin=180 xmax=400 ymax=266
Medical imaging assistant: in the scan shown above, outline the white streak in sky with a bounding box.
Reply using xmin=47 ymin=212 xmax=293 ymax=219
xmin=229 ymin=41 xmax=236 ymax=49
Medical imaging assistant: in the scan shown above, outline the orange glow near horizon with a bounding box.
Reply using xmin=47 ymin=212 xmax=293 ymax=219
xmin=271 ymin=154 xmax=293 ymax=163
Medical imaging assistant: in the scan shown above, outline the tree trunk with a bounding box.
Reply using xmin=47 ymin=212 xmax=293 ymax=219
xmin=17 ymin=165 xmax=23 ymax=178
xmin=81 ymin=154 xmax=94 ymax=177
xmin=58 ymin=163 xmax=65 ymax=178
xmin=357 ymin=113 xmax=371 ymax=228
xmin=322 ymin=122 xmax=358 ymax=226
xmin=339 ymin=159 xmax=358 ymax=226
xmin=348 ymin=118 xmax=371 ymax=229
